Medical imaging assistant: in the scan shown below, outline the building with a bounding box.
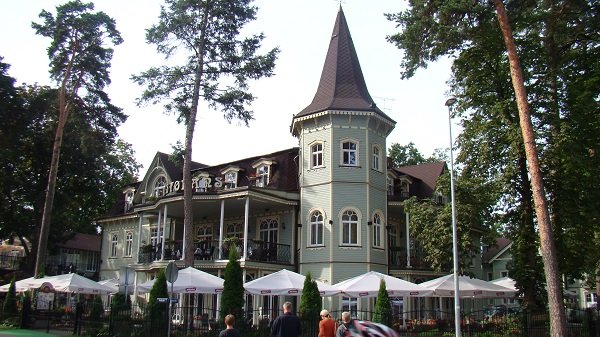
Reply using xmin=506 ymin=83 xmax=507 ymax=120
xmin=97 ymin=7 xmax=471 ymax=320
xmin=44 ymin=233 xmax=102 ymax=280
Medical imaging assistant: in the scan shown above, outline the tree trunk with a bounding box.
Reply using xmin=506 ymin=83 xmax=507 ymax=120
xmin=183 ymin=4 xmax=211 ymax=268
xmin=493 ymin=1 xmax=567 ymax=336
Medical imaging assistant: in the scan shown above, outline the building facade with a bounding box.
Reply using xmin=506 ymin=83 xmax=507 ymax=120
xmin=98 ymin=7 xmax=466 ymax=319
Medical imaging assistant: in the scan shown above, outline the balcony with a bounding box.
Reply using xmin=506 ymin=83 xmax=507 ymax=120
xmin=137 ymin=239 xmax=292 ymax=265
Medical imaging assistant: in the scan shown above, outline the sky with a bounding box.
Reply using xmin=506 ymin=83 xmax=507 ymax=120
xmin=0 ymin=0 xmax=454 ymax=178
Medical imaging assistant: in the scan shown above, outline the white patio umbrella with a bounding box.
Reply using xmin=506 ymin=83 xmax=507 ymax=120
xmin=0 ymin=277 xmax=45 ymax=292
xmin=420 ymin=274 xmax=516 ymax=298
xmin=137 ymin=266 xmax=224 ymax=294
xmin=98 ymin=278 xmax=120 ymax=293
xmin=243 ymin=269 xmax=339 ymax=296
xmin=490 ymin=276 xmax=516 ymax=291
xmin=36 ymin=273 xmax=115 ymax=294
xmin=332 ymin=271 xmax=433 ymax=297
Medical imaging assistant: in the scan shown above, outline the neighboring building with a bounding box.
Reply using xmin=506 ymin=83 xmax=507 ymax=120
xmin=482 ymin=238 xmax=517 ymax=308
xmin=45 ymin=233 xmax=102 ymax=280
xmin=97 ymin=7 xmax=479 ymax=321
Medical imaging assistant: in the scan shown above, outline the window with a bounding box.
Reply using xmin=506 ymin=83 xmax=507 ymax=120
xmin=501 ymin=271 xmax=508 ymax=278
xmin=372 ymin=146 xmax=381 ymax=171
xmin=226 ymin=223 xmax=244 ymax=239
xmin=342 ymin=210 xmax=359 ymax=245
xmin=388 ymin=224 xmax=397 ymax=248
xmin=110 ymin=233 xmax=118 ymax=257
xmin=150 ymin=226 xmax=159 ymax=247
xmin=259 ymin=218 xmax=279 ymax=243
xmin=309 ymin=211 xmax=324 ymax=246
xmin=124 ymin=232 xmax=133 ymax=257
xmin=400 ymin=181 xmax=410 ymax=199
xmin=342 ymin=141 xmax=358 ymax=166
xmin=124 ymin=190 xmax=134 ymax=212
xmin=387 ymin=176 xmax=394 ymax=196
xmin=342 ymin=297 xmax=358 ymax=318
xmin=488 ymin=273 xmax=493 ymax=281
xmin=256 ymin=165 xmax=269 ymax=187
xmin=224 ymin=172 xmax=237 ymax=189
xmin=195 ymin=173 xmax=210 ymax=192
xmin=153 ymin=176 xmax=167 ymax=197
xmin=311 ymin=143 xmax=324 ymax=168
xmin=196 ymin=226 xmax=213 ymax=241
xmin=372 ymin=214 xmax=382 ymax=248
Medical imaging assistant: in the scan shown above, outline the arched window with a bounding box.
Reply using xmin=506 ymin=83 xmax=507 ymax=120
xmin=153 ymin=176 xmax=167 ymax=197
xmin=226 ymin=223 xmax=244 ymax=239
xmin=110 ymin=233 xmax=118 ymax=257
xmin=125 ymin=232 xmax=133 ymax=257
xmin=372 ymin=214 xmax=382 ymax=248
xmin=259 ymin=218 xmax=278 ymax=243
xmin=309 ymin=211 xmax=324 ymax=246
xmin=196 ymin=226 xmax=213 ymax=241
xmin=341 ymin=210 xmax=359 ymax=245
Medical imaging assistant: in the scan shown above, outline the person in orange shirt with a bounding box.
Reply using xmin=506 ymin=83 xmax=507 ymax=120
xmin=318 ymin=309 xmax=337 ymax=337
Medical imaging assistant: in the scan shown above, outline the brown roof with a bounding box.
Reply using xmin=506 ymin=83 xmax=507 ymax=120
xmin=482 ymin=238 xmax=512 ymax=263
xmin=156 ymin=152 xmax=208 ymax=181
xmin=394 ymin=161 xmax=446 ymax=198
xmin=295 ymin=7 xmax=394 ymax=124
xmin=56 ymin=233 xmax=101 ymax=253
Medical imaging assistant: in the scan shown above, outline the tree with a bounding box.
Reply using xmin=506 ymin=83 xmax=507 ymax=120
xmin=2 ymin=277 xmax=18 ymax=320
xmin=372 ymin=279 xmax=391 ymax=327
xmin=387 ymin=2 xmax=598 ymax=335
xmin=220 ymin=243 xmax=244 ymax=322
xmin=133 ymin=0 xmax=279 ymax=267
xmin=31 ymin=0 xmax=123 ymax=276
xmin=388 ymin=142 xmax=446 ymax=167
xmin=298 ymin=272 xmax=321 ymax=321
xmin=147 ymin=269 xmax=169 ymax=335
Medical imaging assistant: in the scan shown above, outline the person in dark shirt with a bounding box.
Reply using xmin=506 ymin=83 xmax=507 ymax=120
xmin=219 ymin=314 xmax=241 ymax=337
xmin=271 ymin=301 xmax=301 ymax=337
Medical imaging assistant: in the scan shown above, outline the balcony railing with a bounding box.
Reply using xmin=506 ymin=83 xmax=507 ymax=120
xmin=389 ymin=247 xmax=452 ymax=272
xmin=137 ymin=239 xmax=291 ymax=265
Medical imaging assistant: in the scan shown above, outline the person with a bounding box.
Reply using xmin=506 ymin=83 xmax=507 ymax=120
xmin=319 ymin=309 xmax=337 ymax=337
xmin=336 ymin=311 xmax=354 ymax=337
xmin=271 ymin=301 xmax=301 ymax=337
xmin=219 ymin=314 xmax=241 ymax=337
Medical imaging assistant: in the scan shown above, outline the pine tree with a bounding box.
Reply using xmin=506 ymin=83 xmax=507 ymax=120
xmin=2 ymin=277 xmax=18 ymax=319
xmin=220 ymin=242 xmax=244 ymax=322
xmin=298 ymin=272 xmax=321 ymax=321
xmin=373 ymin=279 xmax=391 ymax=327
xmin=148 ymin=268 xmax=169 ymax=330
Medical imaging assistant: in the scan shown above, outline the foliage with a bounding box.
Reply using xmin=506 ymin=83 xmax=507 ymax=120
xmin=298 ymin=272 xmax=321 ymax=321
xmin=372 ymin=279 xmax=391 ymax=326
xmin=30 ymin=0 xmax=126 ymax=274
xmin=0 ymin=62 xmax=139 ymax=269
xmin=89 ymin=295 xmax=104 ymax=321
xmin=2 ymin=278 xmax=18 ymax=319
xmin=220 ymin=243 xmax=244 ymax=322
xmin=148 ymin=269 xmax=168 ymax=311
xmin=133 ymin=0 xmax=279 ymax=267
xmin=388 ymin=142 xmax=446 ymax=167
xmin=386 ymin=0 xmax=599 ymax=310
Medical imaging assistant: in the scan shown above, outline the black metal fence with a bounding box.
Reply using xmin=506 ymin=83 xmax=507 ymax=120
xmin=2 ymin=300 xmax=599 ymax=337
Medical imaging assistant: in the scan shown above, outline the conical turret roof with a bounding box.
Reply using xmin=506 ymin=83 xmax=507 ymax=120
xmin=294 ymin=7 xmax=395 ymax=124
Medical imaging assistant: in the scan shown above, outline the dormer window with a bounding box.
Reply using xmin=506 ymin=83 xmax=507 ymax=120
xmin=251 ymin=159 xmax=276 ymax=188
xmin=195 ymin=172 xmax=210 ymax=192
xmin=341 ymin=140 xmax=358 ymax=166
xmin=124 ymin=188 xmax=135 ymax=212
xmin=153 ymin=176 xmax=167 ymax=197
xmin=221 ymin=166 xmax=242 ymax=189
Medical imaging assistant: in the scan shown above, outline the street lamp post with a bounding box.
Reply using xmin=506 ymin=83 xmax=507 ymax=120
xmin=445 ymin=97 xmax=461 ymax=337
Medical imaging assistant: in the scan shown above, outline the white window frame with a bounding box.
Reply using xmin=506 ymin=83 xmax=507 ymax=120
xmin=153 ymin=176 xmax=167 ymax=197
xmin=196 ymin=225 xmax=213 ymax=241
xmin=309 ymin=211 xmax=324 ymax=246
xmin=341 ymin=140 xmax=358 ymax=166
xmin=124 ymin=189 xmax=134 ymax=212
xmin=259 ymin=218 xmax=279 ymax=243
xmin=372 ymin=145 xmax=382 ymax=171
xmin=372 ymin=213 xmax=383 ymax=248
xmin=226 ymin=222 xmax=244 ymax=239
xmin=311 ymin=142 xmax=324 ymax=169
xmin=224 ymin=171 xmax=238 ymax=189
xmin=150 ymin=226 xmax=159 ymax=247
xmin=341 ymin=209 xmax=359 ymax=246
xmin=256 ymin=165 xmax=269 ymax=187
xmin=342 ymin=297 xmax=358 ymax=318
xmin=110 ymin=233 xmax=118 ymax=257
xmin=124 ymin=232 xmax=133 ymax=257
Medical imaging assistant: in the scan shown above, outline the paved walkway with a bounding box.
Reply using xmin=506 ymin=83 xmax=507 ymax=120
xmin=0 ymin=329 xmax=71 ymax=337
